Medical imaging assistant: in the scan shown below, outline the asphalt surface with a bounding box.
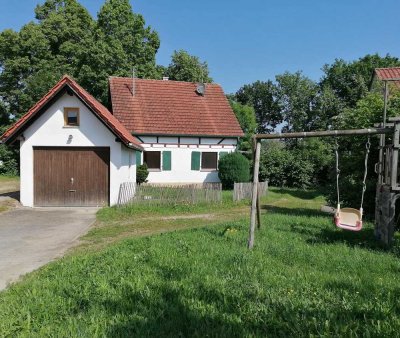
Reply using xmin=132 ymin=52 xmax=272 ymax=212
xmin=0 ymin=207 xmax=97 ymax=291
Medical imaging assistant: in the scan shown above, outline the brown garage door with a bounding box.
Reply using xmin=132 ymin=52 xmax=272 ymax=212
xmin=34 ymin=147 xmax=110 ymax=207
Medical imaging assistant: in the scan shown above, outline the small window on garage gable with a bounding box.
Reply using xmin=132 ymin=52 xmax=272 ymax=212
xmin=64 ymin=107 xmax=80 ymax=126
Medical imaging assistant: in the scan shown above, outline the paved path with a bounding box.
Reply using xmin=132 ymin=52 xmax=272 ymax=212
xmin=0 ymin=208 xmax=97 ymax=291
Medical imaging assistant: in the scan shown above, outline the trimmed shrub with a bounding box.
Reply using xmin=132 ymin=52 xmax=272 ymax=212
xmin=218 ymin=152 xmax=250 ymax=189
xmin=136 ymin=163 xmax=149 ymax=184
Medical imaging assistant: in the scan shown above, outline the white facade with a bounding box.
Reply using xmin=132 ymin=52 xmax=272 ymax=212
xmin=19 ymin=92 xmax=137 ymax=207
xmin=138 ymin=136 xmax=237 ymax=184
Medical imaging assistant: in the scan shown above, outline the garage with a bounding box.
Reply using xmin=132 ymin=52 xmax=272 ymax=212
xmin=34 ymin=147 xmax=110 ymax=207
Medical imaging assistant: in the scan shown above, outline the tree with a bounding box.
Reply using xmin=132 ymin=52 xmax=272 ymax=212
xmin=235 ymin=80 xmax=281 ymax=133
xmin=166 ymin=50 xmax=212 ymax=82
xmin=0 ymin=0 xmax=162 ymax=123
xmin=275 ymin=71 xmax=320 ymax=132
xmin=321 ymin=54 xmax=400 ymax=108
xmin=324 ymin=92 xmax=400 ymax=215
xmin=259 ymin=141 xmax=314 ymax=188
xmin=229 ymin=100 xmax=257 ymax=151
xmin=0 ymin=0 xmax=163 ymax=175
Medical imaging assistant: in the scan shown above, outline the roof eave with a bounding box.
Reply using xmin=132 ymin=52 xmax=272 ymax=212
xmin=132 ymin=132 xmax=243 ymax=138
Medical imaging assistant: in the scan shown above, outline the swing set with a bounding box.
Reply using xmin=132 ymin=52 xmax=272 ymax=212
xmin=333 ymin=136 xmax=370 ymax=231
xmin=248 ymin=124 xmax=400 ymax=249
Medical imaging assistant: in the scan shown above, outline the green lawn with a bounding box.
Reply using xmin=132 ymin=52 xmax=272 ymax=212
xmin=1 ymin=188 xmax=400 ymax=336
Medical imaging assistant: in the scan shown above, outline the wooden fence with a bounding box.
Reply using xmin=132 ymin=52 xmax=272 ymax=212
xmin=117 ymin=182 xmax=222 ymax=206
xmin=233 ymin=181 xmax=268 ymax=202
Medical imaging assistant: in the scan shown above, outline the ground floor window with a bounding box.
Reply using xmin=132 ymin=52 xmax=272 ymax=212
xmin=144 ymin=151 xmax=161 ymax=169
xmin=201 ymin=152 xmax=218 ymax=170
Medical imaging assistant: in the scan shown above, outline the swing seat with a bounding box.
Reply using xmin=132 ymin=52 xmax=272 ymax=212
xmin=334 ymin=208 xmax=363 ymax=231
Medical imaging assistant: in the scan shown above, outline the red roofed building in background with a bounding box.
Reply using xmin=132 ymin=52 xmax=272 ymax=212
xmin=0 ymin=75 xmax=243 ymax=207
xmin=372 ymin=67 xmax=400 ymax=89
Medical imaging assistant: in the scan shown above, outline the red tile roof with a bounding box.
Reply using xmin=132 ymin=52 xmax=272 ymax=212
xmin=0 ymin=75 xmax=143 ymax=150
xmin=109 ymin=77 xmax=244 ymax=137
xmin=375 ymin=67 xmax=400 ymax=81
xmin=374 ymin=67 xmax=400 ymax=89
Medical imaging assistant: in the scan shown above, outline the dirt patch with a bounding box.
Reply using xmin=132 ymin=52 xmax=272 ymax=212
xmin=0 ymin=181 xmax=19 ymax=195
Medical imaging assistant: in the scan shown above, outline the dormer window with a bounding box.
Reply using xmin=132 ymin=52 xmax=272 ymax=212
xmin=64 ymin=107 xmax=80 ymax=126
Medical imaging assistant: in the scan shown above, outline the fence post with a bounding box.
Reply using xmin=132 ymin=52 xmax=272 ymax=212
xmin=248 ymin=140 xmax=261 ymax=249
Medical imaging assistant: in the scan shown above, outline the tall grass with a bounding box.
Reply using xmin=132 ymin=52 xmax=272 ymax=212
xmin=0 ymin=188 xmax=399 ymax=336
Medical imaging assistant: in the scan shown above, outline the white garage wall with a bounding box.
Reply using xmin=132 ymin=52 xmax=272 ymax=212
xmin=19 ymin=92 xmax=136 ymax=207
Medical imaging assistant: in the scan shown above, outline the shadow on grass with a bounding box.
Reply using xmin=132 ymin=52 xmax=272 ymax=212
xmin=268 ymin=187 xmax=323 ymax=200
xmin=262 ymin=204 xmax=396 ymax=255
xmin=101 ymin=260 xmax=399 ymax=337
xmin=262 ymin=205 xmax=327 ymax=218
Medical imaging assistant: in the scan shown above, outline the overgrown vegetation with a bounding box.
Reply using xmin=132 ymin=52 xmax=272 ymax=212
xmin=1 ymin=188 xmax=400 ymax=336
xmin=0 ymin=145 xmax=18 ymax=176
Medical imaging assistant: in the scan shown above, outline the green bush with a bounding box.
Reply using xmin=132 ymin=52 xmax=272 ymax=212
xmin=218 ymin=152 xmax=250 ymax=189
xmin=0 ymin=144 xmax=19 ymax=176
xmin=136 ymin=163 xmax=149 ymax=184
xmin=259 ymin=141 xmax=314 ymax=188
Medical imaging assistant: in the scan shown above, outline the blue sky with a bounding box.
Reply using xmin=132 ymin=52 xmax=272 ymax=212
xmin=0 ymin=0 xmax=399 ymax=93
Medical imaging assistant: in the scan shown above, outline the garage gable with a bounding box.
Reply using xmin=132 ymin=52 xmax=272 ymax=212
xmin=0 ymin=75 xmax=143 ymax=151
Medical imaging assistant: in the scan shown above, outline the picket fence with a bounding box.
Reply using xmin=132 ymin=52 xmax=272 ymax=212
xmin=233 ymin=181 xmax=269 ymax=201
xmin=117 ymin=182 xmax=222 ymax=206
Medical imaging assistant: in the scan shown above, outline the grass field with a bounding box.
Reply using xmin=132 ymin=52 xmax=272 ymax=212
xmin=1 ymin=188 xmax=400 ymax=336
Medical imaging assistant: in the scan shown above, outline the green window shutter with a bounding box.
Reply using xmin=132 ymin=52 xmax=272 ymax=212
xmin=163 ymin=151 xmax=171 ymax=171
xmin=191 ymin=151 xmax=201 ymax=171
xmin=219 ymin=151 xmax=229 ymax=159
xmin=136 ymin=151 xmax=142 ymax=165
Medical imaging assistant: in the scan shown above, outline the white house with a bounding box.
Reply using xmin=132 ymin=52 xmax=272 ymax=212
xmin=109 ymin=77 xmax=243 ymax=184
xmin=1 ymin=75 xmax=243 ymax=207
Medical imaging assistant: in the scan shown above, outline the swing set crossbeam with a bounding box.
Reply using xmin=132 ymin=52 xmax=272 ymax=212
xmin=254 ymin=127 xmax=393 ymax=140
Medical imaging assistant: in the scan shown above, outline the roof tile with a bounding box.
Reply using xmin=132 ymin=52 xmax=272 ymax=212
xmin=109 ymin=77 xmax=244 ymax=137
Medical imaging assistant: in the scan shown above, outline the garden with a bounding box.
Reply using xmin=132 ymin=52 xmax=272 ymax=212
xmin=1 ymin=188 xmax=400 ymax=336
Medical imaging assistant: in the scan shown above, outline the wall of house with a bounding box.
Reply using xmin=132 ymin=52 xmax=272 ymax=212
xmin=138 ymin=137 xmax=237 ymax=184
xmin=19 ymin=92 xmax=136 ymax=207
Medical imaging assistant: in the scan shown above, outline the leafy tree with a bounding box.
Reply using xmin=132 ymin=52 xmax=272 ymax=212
xmin=0 ymin=145 xmax=18 ymax=176
xmin=275 ymin=71 xmax=320 ymax=132
xmin=321 ymin=54 xmax=400 ymax=108
xmin=325 ymin=92 xmax=400 ymax=215
xmin=0 ymin=0 xmax=162 ymax=123
xmin=166 ymin=50 xmax=212 ymax=82
xmin=218 ymin=152 xmax=250 ymax=189
xmin=235 ymin=80 xmax=281 ymax=133
xmin=259 ymin=141 xmax=314 ymax=188
xmin=229 ymin=100 xmax=257 ymax=151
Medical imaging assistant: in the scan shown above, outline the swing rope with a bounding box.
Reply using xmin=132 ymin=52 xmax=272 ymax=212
xmin=335 ymin=135 xmax=371 ymax=226
xmin=335 ymin=137 xmax=340 ymax=211
xmin=360 ymin=136 xmax=371 ymax=217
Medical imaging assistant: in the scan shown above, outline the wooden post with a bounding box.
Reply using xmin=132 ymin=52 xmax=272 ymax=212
xmin=256 ymin=187 xmax=261 ymax=229
xmin=378 ymin=81 xmax=389 ymax=184
xmin=391 ymin=120 xmax=400 ymax=190
xmin=248 ymin=140 xmax=261 ymax=249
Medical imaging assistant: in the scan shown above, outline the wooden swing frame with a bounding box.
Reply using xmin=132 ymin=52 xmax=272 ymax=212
xmin=248 ymin=126 xmax=395 ymax=249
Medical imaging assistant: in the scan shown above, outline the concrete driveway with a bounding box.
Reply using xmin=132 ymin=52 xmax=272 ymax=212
xmin=0 ymin=207 xmax=97 ymax=291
